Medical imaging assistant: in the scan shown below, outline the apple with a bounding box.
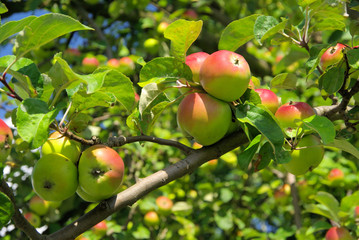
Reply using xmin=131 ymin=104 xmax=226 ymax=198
xmin=254 ymin=88 xmax=280 ymax=114
xmin=185 ymin=52 xmax=209 ymax=83
xmin=320 ymin=43 xmax=347 ymax=71
xmin=92 ymin=220 xmax=107 ymax=237
xmin=24 ymin=212 xmax=41 ymax=228
xmin=177 ymin=92 xmax=232 ymax=146
xmin=355 ymin=206 xmax=359 ymax=218
xmin=274 ymin=184 xmax=291 ymax=204
xmin=157 ymin=22 xmax=169 ymax=34
xmin=144 ymin=38 xmax=160 ymax=55
xmin=144 ymin=211 xmax=160 ymax=227
xmin=82 ymin=56 xmax=100 ymax=73
xmin=78 ymin=145 xmax=125 ymax=201
xmin=32 ymin=153 xmax=78 ymax=201
xmin=200 ymin=159 xmax=218 ymax=172
xmin=156 ymin=196 xmax=173 ymax=216
xmin=76 ymin=185 xmax=103 ymax=202
xmin=248 ymin=79 xmax=255 ymax=89
xmin=41 ymin=131 xmax=81 ymax=164
xmin=183 ymin=9 xmax=198 ymax=20
xmin=29 ymin=195 xmax=49 ymax=216
xmin=199 ymin=50 xmax=251 ymax=102
xmin=325 ymin=226 xmax=354 ymax=240
xmin=118 ymin=56 xmax=135 ymax=76
xmin=107 ymin=58 xmax=120 ymax=68
xmin=0 ymin=119 xmax=13 ymax=162
xmin=282 ymin=135 xmax=324 ymax=176
xmin=328 ymin=168 xmax=344 ymax=181
xmin=275 ymin=101 xmax=315 ymax=132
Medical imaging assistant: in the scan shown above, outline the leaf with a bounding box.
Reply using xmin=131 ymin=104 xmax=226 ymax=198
xmin=214 ymin=209 xmax=234 ymax=231
xmin=314 ymin=192 xmax=340 ymax=214
xmin=0 ymin=192 xmax=13 ymax=228
xmin=0 ymin=2 xmax=8 ymax=15
xmin=237 ymin=134 xmax=261 ymax=170
xmin=260 ymin=19 xmax=288 ymax=43
xmin=305 ymin=44 xmax=328 ymax=75
xmin=305 ymin=204 xmax=339 ymax=223
xmin=340 ymin=191 xmax=359 ymax=212
xmin=319 ymin=66 xmax=345 ymax=94
xmin=138 ymin=57 xmax=192 ymax=87
xmin=15 ymin=13 xmax=92 ymax=58
xmin=220 ymin=188 xmax=234 ymax=203
xmin=164 ymin=20 xmax=203 ymax=62
xmin=69 ymin=113 xmax=92 ymax=133
xmin=270 ymin=73 xmax=297 ymax=90
xmin=325 ymin=139 xmax=359 ymax=160
xmin=139 ymin=83 xmax=168 ymax=116
xmin=302 ymin=115 xmax=335 ymax=144
xmin=349 ymin=20 xmax=359 ymax=38
xmin=71 ymin=90 xmax=116 ymax=113
xmin=253 ymin=16 xmax=279 ymax=45
xmin=346 ymin=48 xmax=359 ymax=69
xmin=0 ymin=16 xmax=36 ymax=44
xmin=172 ymin=201 xmax=193 ymax=216
xmin=218 ymin=14 xmax=260 ymax=51
xmin=256 ymin=142 xmax=274 ymax=170
xmin=16 ymin=98 xmax=62 ymax=149
xmin=240 ymin=88 xmax=261 ymax=105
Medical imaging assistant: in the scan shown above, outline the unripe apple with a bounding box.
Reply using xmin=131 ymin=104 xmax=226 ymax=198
xmin=76 ymin=185 xmax=103 ymax=202
xmin=24 ymin=212 xmax=41 ymax=228
xmin=199 ymin=50 xmax=251 ymax=102
xmin=328 ymin=168 xmax=344 ymax=181
xmin=144 ymin=38 xmax=160 ymax=55
xmin=78 ymin=145 xmax=125 ymax=201
xmin=254 ymin=89 xmax=280 ymax=114
xmin=325 ymin=227 xmax=354 ymax=240
xmin=282 ymin=135 xmax=324 ymax=176
xmin=0 ymin=119 xmax=13 ymax=162
xmin=275 ymin=101 xmax=315 ymax=131
xmin=118 ymin=56 xmax=135 ymax=76
xmin=248 ymin=79 xmax=255 ymax=89
xmin=82 ymin=56 xmax=100 ymax=73
xmin=29 ymin=195 xmax=49 ymax=216
xmin=200 ymin=159 xmax=218 ymax=172
xmin=157 ymin=22 xmax=169 ymax=34
xmin=320 ymin=43 xmax=347 ymax=71
xmin=107 ymin=58 xmax=120 ymax=68
xmin=41 ymin=131 xmax=81 ymax=164
xmin=144 ymin=211 xmax=160 ymax=227
xmin=177 ymin=92 xmax=232 ymax=146
xmin=32 ymin=153 xmax=78 ymax=201
xmin=185 ymin=52 xmax=209 ymax=83
xmin=156 ymin=196 xmax=173 ymax=216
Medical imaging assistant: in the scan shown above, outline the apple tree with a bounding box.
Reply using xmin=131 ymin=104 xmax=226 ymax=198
xmin=1 ymin=0 xmax=359 ymax=239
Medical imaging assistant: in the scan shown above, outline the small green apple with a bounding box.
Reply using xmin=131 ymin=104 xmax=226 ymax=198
xmin=29 ymin=195 xmax=49 ymax=216
xmin=76 ymin=185 xmax=103 ymax=202
xmin=144 ymin=38 xmax=160 ymax=55
xmin=24 ymin=212 xmax=41 ymax=228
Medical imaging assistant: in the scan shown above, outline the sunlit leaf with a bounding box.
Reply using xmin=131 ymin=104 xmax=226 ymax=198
xmin=0 ymin=16 xmax=36 ymax=44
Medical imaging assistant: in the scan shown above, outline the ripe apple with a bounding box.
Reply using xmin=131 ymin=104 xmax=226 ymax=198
xmin=92 ymin=220 xmax=107 ymax=237
xmin=177 ymin=92 xmax=232 ymax=146
xmin=157 ymin=22 xmax=169 ymax=34
xmin=355 ymin=206 xmax=359 ymax=218
xmin=274 ymin=184 xmax=291 ymax=204
xmin=328 ymin=168 xmax=344 ymax=181
xmin=282 ymin=135 xmax=324 ymax=176
xmin=156 ymin=196 xmax=173 ymax=216
xmin=320 ymin=43 xmax=347 ymax=71
xmin=144 ymin=211 xmax=160 ymax=227
xmin=248 ymin=79 xmax=255 ymax=89
xmin=144 ymin=38 xmax=160 ymax=55
xmin=41 ymin=131 xmax=81 ymax=164
xmin=31 ymin=153 xmax=78 ymax=201
xmin=254 ymin=89 xmax=280 ymax=114
xmin=0 ymin=119 xmax=13 ymax=162
xmin=29 ymin=195 xmax=49 ymax=216
xmin=118 ymin=56 xmax=135 ymax=76
xmin=82 ymin=56 xmax=100 ymax=73
xmin=107 ymin=58 xmax=120 ymax=68
xmin=199 ymin=50 xmax=251 ymax=102
xmin=63 ymin=48 xmax=81 ymax=62
xmin=183 ymin=9 xmax=198 ymax=20
xmin=24 ymin=212 xmax=41 ymax=228
xmin=275 ymin=101 xmax=315 ymax=131
xmin=185 ymin=52 xmax=209 ymax=83
xmin=78 ymin=145 xmax=125 ymax=201
xmin=325 ymin=226 xmax=354 ymax=240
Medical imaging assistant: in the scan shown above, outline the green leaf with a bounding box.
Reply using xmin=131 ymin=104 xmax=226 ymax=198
xmin=256 ymin=142 xmax=274 ymax=170
xmin=240 ymin=88 xmax=261 ymax=105
xmin=346 ymin=48 xmax=359 ymax=69
xmin=164 ymin=19 xmax=203 ymax=62
xmin=325 ymin=139 xmax=359 ymax=160
xmin=297 ymin=0 xmax=318 ymax=7
xmin=0 ymin=2 xmax=8 ymax=14
xmin=139 ymin=83 xmax=169 ymax=116
xmin=15 ymin=13 xmax=92 ymax=58
xmin=69 ymin=113 xmax=92 ymax=133
xmin=139 ymin=57 xmax=192 ymax=87
xmin=0 ymin=192 xmax=13 ymax=228
xmin=305 ymin=204 xmax=339 ymax=223
xmin=214 ymin=209 xmax=234 ymax=231
xmin=172 ymin=201 xmax=193 ymax=216
xmin=270 ymin=73 xmax=297 ymax=90
xmin=71 ymin=90 xmax=116 ymax=113
xmin=237 ymin=134 xmax=261 ymax=170
xmin=340 ymin=191 xmax=359 ymax=212
xmin=236 ymin=104 xmax=284 ymax=155
xmin=260 ymin=19 xmax=288 ymax=43
xmin=302 ymin=115 xmax=335 ymax=144
xmin=16 ymin=98 xmax=61 ymax=149
xmin=349 ymin=20 xmax=359 ymax=38
xmin=220 ymin=188 xmax=234 ymax=203
xmin=319 ymin=66 xmax=345 ymax=94
xmin=305 ymin=44 xmax=328 ymax=75
xmin=0 ymin=16 xmax=36 ymax=44
xmin=253 ymin=16 xmax=279 ymax=45
xmin=218 ymin=14 xmax=260 ymax=51
xmin=314 ymin=192 xmax=340 ymax=214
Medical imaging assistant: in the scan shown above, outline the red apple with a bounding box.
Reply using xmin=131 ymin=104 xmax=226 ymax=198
xmin=78 ymin=145 xmax=125 ymax=201
xmin=328 ymin=168 xmax=344 ymax=181
xmin=0 ymin=119 xmax=13 ymax=162
xmin=82 ymin=56 xmax=100 ymax=73
xmin=156 ymin=196 xmax=173 ymax=216
xmin=254 ymin=89 xmax=280 ymax=114
xmin=157 ymin=22 xmax=169 ymax=34
xmin=144 ymin=211 xmax=160 ymax=227
xmin=320 ymin=43 xmax=347 ymax=71
xmin=177 ymin=92 xmax=232 ymax=146
xmin=199 ymin=50 xmax=251 ymax=102
xmin=118 ymin=56 xmax=135 ymax=76
xmin=29 ymin=195 xmax=49 ymax=216
xmin=355 ymin=206 xmax=359 ymax=218
xmin=24 ymin=212 xmax=41 ymax=228
xmin=92 ymin=220 xmax=107 ymax=237
xmin=325 ymin=226 xmax=354 ymax=240
xmin=185 ymin=52 xmax=209 ymax=83
xmin=107 ymin=58 xmax=120 ymax=68
xmin=248 ymin=79 xmax=255 ymax=89
xmin=183 ymin=9 xmax=198 ymax=20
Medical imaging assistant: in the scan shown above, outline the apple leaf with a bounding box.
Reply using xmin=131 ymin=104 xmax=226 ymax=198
xmin=349 ymin=20 xmax=359 ymax=38
xmin=306 ymin=191 xmax=341 ymax=223
xmin=218 ymin=14 xmax=260 ymax=51
xmin=302 ymin=115 xmax=335 ymax=144
xmin=340 ymin=191 xmax=359 ymax=212
xmin=71 ymin=90 xmax=116 ymax=113
xmin=346 ymin=48 xmax=359 ymax=70
xmin=324 ymin=139 xmax=359 ymax=160
xmin=139 ymin=57 xmax=192 ymax=87
xmin=16 ymin=98 xmax=63 ymax=149
xmin=237 ymin=134 xmax=261 ymax=170
xmin=253 ymin=16 xmax=279 ymax=45
xmin=214 ymin=209 xmax=234 ymax=231
xmin=260 ymin=19 xmax=288 ymax=44
xmin=240 ymin=88 xmax=261 ymax=105
xmin=0 ymin=16 xmax=36 ymax=44
xmin=0 ymin=2 xmax=8 ymax=15
xmin=15 ymin=13 xmax=92 ymax=59
xmin=270 ymin=73 xmax=297 ymax=90
xmin=0 ymin=192 xmax=13 ymax=228
xmin=68 ymin=113 xmax=92 ymax=133
xmin=172 ymin=201 xmax=193 ymax=216
xmin=164 ymin=19 xmax=203 ymax=62
xmin=319 ymin=66 xmax=345 ymax=94
xmin=305 ymin=44 xmax=328 ymax=75
xmin=305 ymin=204 xmax=340 ymax=223
xmin=256 ymin=142 xmax=274 ymax=171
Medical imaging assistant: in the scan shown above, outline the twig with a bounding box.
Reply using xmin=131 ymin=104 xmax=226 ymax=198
xmin=286 ymin=174 xmax=302 ymax=229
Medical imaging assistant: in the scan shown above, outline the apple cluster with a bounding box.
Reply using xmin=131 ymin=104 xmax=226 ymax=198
xmin=143 ymin=196 xmax=173 ymax=227
xmin=31 ymin=131 xmax=125 ymax=202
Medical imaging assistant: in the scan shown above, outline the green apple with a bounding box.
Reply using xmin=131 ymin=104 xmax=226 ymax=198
xmin=0 ymin=119 xmax=13 ymax=162
xmin=282 ymin=135 xmax=324 ymax=176
xmin=32 ymin=153 xmax=78 ymax=201
xmin=156 ymin=196 xmax=173 ymax=216
xmin=41 ymin=131 xmax=81 ymax=164
xmin=325 ymin=226 xmax=354 ymax=240
xmin=320 ymin=43 xmax=347 ymax=71
xmin=199 ymin=50 xmax=251 ymax=102
xmin=78 ymin=145 xmax=125 ymax=201
xmin=157 ymin=22 xmax=169 ymax=34
xmin=144 ymin=211 xmax=160 ymax=227
xmin=29 ymin=195 xmax=49 ymax=216
xmin=144 ymin=38 xmax=160 ymax=55
xmin=254 ymin=88 xmax=280 ymax=114
xmin=24 ymin=212 xmax=41 ymax=228
xmin=76 ymin=185 xmax=103 ymax=202
xmin=177 ymin=92 xmax=232 ymax=146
